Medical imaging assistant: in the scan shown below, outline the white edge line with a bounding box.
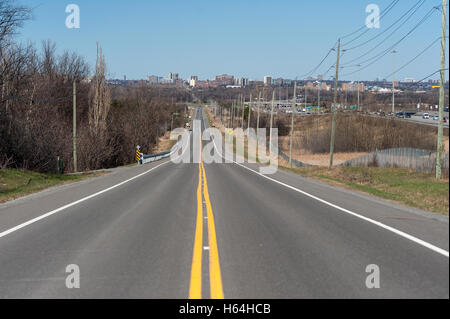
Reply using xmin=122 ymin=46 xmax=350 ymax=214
xmin=211 ymin=136 xmax=449 ymax=258
xmin=0 ymin=134 xmax=193 ymax=239
xmin=0 ymin=161 xmax=169 ymax=239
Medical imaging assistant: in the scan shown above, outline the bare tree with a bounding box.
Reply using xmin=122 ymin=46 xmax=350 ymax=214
xmin=89 ymin=43 xmax=110 ymax=137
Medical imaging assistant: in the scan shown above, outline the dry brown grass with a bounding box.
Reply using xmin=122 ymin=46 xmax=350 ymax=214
xmin=153 ymin=131 xmax=177 ymax=153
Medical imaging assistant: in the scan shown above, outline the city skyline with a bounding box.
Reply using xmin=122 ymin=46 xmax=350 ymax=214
xmin=16 ymin=0 xmax=449 ymax=82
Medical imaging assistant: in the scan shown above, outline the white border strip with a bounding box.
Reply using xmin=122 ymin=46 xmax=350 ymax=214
xmin=0 ymin=161 xmax=170 ymax=239
xmin=211 ymin=131 xmax=449 ymax=258
xmin=0 ymin=134 xmax=193 ymax=240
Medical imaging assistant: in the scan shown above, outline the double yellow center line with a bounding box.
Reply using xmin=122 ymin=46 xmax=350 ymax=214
xmin=189 ymin=139 xmax=224 ymax=299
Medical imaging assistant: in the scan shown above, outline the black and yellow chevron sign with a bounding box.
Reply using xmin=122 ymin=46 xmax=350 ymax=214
xmin=136 ymin=149 xmax=141 ymax=161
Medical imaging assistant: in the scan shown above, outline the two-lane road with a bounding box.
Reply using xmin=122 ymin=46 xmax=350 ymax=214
xmin=0 ymin=107 xmax=448 ymax=298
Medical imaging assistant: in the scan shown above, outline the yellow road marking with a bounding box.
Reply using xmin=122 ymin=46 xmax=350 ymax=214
xmin=202 ymin=161 xmax=224 ymax=299
xmin=189 ymin=153 xmax=203 ymax=298
xmin=189 ymin=126 xmax=224 ymax=299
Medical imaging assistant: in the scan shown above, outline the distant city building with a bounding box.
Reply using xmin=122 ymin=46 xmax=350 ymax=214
xmin=264 ymin=76 xmax=272 ymax=86
xmin=147 ymin=75 xmax=159 ymax=84
xmin=168 ymin=72 xmax=180 ymax=84
xmin=215 ymin=74 xmax=234 ymax=86
xmin=404 ymin=78 xmax=415 ymax=83
xmin=275 ymin=78 xmax=284 ymax=86
xmin=235 ymin=77 xmax=248 ymax=87
xmin=189 ymin=76 xmax=198 ymax=87
xmin=342 ymin=82 xmax=364 ymax=92
xmin=317 ymin=74 xmax=323 ymax=81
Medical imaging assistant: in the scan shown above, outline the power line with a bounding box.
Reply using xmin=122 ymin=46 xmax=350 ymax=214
xmin=342 ymin=3 xmax=436 ymax=68
xmin=383 ymin=36 xmax=447 ymax=80
xmin=341 ymin=6 xmax=440 ymax=77
xmin=416 ymin=68 xmax=448 ymax=83
xmin=343 ymin=0 xmax=425 ymax=51
xmin=297 ymin=41 xmax=338 ymax=79
xmin=298 ymin=0 xmax=406 ymax=80
xmin=340 ymin=0 xmax=400 ymax=41
xmin=342 ymin=0 xmax=401 ymax=47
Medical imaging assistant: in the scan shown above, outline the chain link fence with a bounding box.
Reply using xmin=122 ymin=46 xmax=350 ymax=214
xmin=339 ymin=148 xmax=449 ymax=178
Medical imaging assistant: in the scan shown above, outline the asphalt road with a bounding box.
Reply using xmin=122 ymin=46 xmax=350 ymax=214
xmin=0 ymin=107 xmax=448 ymax=298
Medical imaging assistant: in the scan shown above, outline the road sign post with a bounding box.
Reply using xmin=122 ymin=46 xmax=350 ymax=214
xmin=136 ymin=145 xmax=142 ymax=164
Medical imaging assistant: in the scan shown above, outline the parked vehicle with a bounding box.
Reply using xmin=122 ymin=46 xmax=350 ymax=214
xmin=433 ymin=115 xmax=439 ymax=120
xmin=422 ymin=113 xmax=430 ymax=119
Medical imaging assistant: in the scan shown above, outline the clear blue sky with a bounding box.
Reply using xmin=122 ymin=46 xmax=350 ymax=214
xmin=16 ymin=0 xmax=449 ymax=81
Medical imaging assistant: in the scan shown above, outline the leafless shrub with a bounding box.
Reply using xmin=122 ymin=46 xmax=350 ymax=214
xmin=286 ymin=114 xmax=442 ymax=154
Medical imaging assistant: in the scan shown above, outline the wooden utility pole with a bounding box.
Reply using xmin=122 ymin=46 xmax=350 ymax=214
xmin=73 ymin=81 xmax=77 ymax=173
xmin=317 ymin=81 xmax=321 ymax=113
xmin=247 ymin=93 xmax=252 ymax=129
xmin=241 ymin=95 xmax=245 ymax=129
xmin=269 ymin=90 xmax=275 ymax=152
xmin=289 ymin=81 xmax=297 ymax=167
xmin=436 ymin=0 xmax=447 ymax=179
xmin=256 ymin=91 xmax=261 ymax=137
xmin=392 ymin=50 xmax=397 ymax=114
xmin=357 ymin=64 xmax=361 ymax=111
xmin=329 ymin=39 xmax=341 ymax=167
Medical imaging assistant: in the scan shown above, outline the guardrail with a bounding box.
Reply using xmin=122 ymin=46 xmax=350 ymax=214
xmin=139 ymin=142 xmax=180 ymax=164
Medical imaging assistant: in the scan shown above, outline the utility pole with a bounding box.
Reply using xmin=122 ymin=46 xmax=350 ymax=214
xmin=256 ymin=91 xmax=261 ymax=137
xmin=317 ymin=81 xmax=321 ymax=113
xmin=357 ymin=64 xmax=361 ymax=111
xmin=269 ymin=89 xmax=275 ymax=152
xmin=73 ymin=81 xmax=77 ymax=173
xmin=248 ymin=93 xmax=252 ymax=129
xmin=241 ymin=95 xmax=245 ymax=129
xmin=304 ymin=84 xmax=308 ymax=110
xmin=289 ymin=81 xmax=297 ymax=167
xmin=436 ymin=0 xmax=447 ymax=179
xmin=392 ymin=50 xmax=397 ymax=114
xmin=232 ymin=100 xmax=236 ymax=128
xmin=345 ymin=84 xmax=348 ymax=108
xmin=329 ymin=39 xmax=341 ymax=167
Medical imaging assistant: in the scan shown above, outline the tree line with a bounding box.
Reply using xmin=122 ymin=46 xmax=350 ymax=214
xmin=1 ymin=1 xmax=186 ymax=172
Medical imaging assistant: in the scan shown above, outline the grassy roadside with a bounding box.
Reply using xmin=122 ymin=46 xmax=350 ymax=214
xmin=282 ymin=166 xmax=449 ymax=215
xmin=0 ymin=169 xmax=105 ymax=204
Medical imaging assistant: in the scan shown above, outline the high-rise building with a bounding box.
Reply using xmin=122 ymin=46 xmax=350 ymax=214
xmin=264 ymin=76 xmax=272 ymax=86
xmin=189 ymin=76 xmax=198 ymax=87
xmin=235 ymin=77 xmax=248 ymax=87
xmin=168 ymin=72 xmax=179 ymax=83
